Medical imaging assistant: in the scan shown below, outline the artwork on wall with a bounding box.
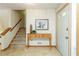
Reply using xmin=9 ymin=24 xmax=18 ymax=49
xmin=35 ymin=19 xmax=49 ymax=30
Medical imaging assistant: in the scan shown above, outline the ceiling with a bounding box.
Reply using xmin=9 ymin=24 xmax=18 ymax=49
xmin=0 ymin=3 xmax=63 ymax=10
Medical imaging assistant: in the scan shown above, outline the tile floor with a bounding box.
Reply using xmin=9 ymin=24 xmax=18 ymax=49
xmin=0 ymin=28 xmax=61 ymax=56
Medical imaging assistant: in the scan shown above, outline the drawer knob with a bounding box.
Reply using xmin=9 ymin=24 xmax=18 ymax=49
xmin=37 ymin=42 xmax=42 ymax=44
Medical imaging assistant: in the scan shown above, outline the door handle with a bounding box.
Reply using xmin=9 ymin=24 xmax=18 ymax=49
xmin=66 ymin=28 xmax=68 ymax=31
xmin=65 ymin=36 xmax=69 ymax=39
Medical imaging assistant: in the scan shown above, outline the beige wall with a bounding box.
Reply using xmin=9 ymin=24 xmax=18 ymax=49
xmin=0 ymin=9 xmax=11 ymax=33
xmin=10 ymin=10 xmax=21 ymax=27
xmin=15 ymin=10 xmax=26 ymax=28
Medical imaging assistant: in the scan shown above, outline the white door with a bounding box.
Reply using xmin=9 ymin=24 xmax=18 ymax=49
xmin=61 ymin=7 xmax=69 ymax=55
xmin=57 ymin=5 xmax=70 ymax=56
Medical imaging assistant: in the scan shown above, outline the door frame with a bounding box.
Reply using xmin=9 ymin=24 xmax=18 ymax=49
xmin=56 ymin=3 xmax=71 ymax=56
xmin=76 ymin=4 xmax=79 ymax=56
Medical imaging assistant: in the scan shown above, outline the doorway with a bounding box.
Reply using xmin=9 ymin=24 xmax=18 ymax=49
xmin=10 ymin=10 xmax=26 ymax=48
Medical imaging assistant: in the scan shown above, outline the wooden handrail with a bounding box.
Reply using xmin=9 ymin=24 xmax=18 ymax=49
xmin=0 ymin=36 xmax=1 ymax=38
xmin=10 ymin=18 xmax=23 ymax=31
xmin=0 ymin=18 xmax=23 ymax=38
xmin=0 ymin=27 xmax=11 ymax=37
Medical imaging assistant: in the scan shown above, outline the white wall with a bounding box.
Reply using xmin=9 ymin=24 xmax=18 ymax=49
xmin=26 ymin=9 xmax=56 ymax=46
xmin=71 ymin=3 xmax=76 ymax=56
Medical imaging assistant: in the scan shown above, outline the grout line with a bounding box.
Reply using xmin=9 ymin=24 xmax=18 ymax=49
xmin=55 ymin=47 xmax=63 ymax=56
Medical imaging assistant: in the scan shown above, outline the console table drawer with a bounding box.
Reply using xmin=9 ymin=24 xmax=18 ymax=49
xmin=29 ymin=41 xmax=49 ymax=46
xmin=35 ymin=35 xmax=40 ymax=37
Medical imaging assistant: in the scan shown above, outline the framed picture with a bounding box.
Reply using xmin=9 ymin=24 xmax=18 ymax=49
xmin=35 ymin=19 xmax=49 ymax=30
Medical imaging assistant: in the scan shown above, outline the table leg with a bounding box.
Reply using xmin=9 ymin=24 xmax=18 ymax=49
xmin=49 ymin=38 xmax=52 ymax=48
xmin=27 ymin=37 xmax=29 ymax=48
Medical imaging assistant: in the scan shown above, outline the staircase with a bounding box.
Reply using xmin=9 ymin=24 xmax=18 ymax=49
xmin=10 ymin=28 xmax=26 ymax=48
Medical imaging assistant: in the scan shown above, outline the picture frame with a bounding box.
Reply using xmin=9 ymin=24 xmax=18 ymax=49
xmin=35 ymin=19 xmax=49 ymax=30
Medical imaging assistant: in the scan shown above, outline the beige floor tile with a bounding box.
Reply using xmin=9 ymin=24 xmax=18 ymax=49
xmin=0 ymin=28 xmax=61 ymax=56
xmin=1 ymin=46 xmax=61 ymax=56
